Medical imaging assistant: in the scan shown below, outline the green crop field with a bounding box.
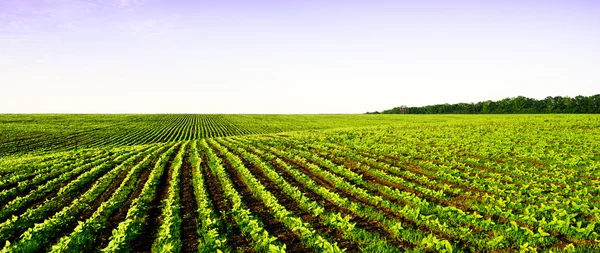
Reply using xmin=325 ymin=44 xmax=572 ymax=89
xmin=0 ymin=114 xmax=599 ymax=253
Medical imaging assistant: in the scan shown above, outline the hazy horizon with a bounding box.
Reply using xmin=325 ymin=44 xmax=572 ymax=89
xmin=1 ymin=0 xmax=599 ymax=113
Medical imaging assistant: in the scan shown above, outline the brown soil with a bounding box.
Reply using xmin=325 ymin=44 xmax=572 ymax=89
xmin=180 ymin=150 xmax=200 ymax=253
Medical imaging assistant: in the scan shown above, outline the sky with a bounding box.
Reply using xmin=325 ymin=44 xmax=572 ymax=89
xmin=1 ymin=0 xmax=599 ymax=113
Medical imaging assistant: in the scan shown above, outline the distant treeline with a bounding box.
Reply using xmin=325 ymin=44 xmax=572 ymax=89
xmin=370 ymin=95 xmax=600 ymax=114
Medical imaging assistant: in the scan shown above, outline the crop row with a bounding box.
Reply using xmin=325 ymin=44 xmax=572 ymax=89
xmin=1 ymin=115 xmax=599 ymax=252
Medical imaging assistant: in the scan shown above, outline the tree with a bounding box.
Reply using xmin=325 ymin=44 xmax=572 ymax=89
xmin=373 ymin=94 xmax=600 ymax=114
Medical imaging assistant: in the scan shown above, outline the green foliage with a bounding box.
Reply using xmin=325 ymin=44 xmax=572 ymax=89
xmin=380 ymin=94 xmax=600 ymax=114
xmin=1 ymin=114 xmax=599 ymax=252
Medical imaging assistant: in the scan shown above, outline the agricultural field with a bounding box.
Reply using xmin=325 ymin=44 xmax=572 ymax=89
xmin=0 ymin=114 xmax=408 ymax=156
xmin=0 ymin=114 xmax=599 ymax=252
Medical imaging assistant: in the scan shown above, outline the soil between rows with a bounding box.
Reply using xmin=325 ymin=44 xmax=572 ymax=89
xmin=180 ymin=150 xmax=200 ymax=253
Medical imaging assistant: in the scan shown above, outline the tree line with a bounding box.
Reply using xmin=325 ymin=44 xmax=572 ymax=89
xmin=370 ymin=95 xmax=600 ymax=114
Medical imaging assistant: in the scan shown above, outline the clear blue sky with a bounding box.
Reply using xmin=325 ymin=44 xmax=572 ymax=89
xmin=1 ymin=0 xmax=599 ymax=113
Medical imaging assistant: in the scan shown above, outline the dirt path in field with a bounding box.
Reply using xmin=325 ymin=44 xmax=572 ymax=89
xmin=200 ymin=155 xmax=255 ymax=252
xmin=133 ymin=145 xmax=180 ymax=252
xmin=209 ymin=144 xmax=308 ymax=253
xmin=180 ymin=151 xmax=200 ymax=253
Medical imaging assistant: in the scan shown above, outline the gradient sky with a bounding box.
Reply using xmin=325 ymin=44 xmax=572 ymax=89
xmin=1 ymin=0 xmax=599 ymax=113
